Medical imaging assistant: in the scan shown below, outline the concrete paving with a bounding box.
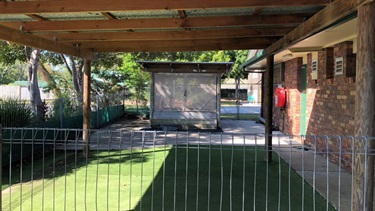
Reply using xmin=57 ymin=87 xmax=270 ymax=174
xmin=220 ymin=104 xmax=261 ymax=114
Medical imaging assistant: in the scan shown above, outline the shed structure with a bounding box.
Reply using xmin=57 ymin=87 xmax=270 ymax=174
xmin=139 ymin=61 xmax=233 ymax=129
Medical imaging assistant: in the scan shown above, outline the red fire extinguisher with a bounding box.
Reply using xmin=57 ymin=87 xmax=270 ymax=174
xmin=274 ymin=87 xmax=286 ymax=107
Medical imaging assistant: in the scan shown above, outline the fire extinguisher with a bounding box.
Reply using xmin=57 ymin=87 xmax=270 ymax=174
xmin=274 ymin=87 xmax=286 ymax=107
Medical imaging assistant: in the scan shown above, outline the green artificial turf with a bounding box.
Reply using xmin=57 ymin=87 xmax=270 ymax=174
xmin=1 ymin=146 xmax=335 ymax=211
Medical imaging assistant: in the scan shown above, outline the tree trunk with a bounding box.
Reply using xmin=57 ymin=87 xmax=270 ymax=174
xmin=27 ymin=48 xmax=42 ymax=115
xmin=60 ymin=54 xmax=84 ymax=97
xmin=38 ymin=63 xmax=61 ymax=96
xmin=69 ymin=56 xmax=82 ymax=96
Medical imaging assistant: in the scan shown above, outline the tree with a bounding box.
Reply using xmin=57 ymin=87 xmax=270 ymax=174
xmin=26 ymin=48 xmax=43 ymax=116
xmin=0 ymin=62 xmax=28 ymax=84
xmin=119 ymin=54 xmax=150 ymax=110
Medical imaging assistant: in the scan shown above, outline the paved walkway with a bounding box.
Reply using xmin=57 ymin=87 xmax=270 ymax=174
xmin=220 ymin=104 xmax=261 ymax=114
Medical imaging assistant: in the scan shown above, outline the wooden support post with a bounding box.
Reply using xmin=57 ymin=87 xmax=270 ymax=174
xmin=260 ymin=72 xmax=265 ymax=118
xmin=353 ymin=2 xmax=375 ymax=210
xmin=82 ymin=59 xmax=91 ymax=158
xmin=265 ymin=55 xmax=274 ymax=162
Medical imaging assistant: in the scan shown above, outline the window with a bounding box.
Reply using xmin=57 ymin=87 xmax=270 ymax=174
xmin=335 ymin=57 xmax=344 ymax=75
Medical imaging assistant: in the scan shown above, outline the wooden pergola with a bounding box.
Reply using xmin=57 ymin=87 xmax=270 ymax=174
xmin=0 ymin=0 xmax=374 ymax=210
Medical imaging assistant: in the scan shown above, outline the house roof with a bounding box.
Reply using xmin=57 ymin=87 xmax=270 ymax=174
xmin=13 ymin=80 xmax=48 ymax=87
xmin=0 ymin=0 xmax=368 ymax=59
xmin=138 ymin=61 xmax=233 ymax=74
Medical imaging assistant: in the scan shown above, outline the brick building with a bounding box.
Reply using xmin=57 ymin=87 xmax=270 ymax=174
xmin=242 ymin=18 xmax=359 ymax=171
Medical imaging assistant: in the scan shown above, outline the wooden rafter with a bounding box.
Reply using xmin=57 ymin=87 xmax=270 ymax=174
xmin=1 ymin=14 xmax=306 ymax=32
xmin=265 ymin=0 xmax=367 ymax=55
xmin=89 ymin=44 xmax=267 ymax=53
xmin=37 ymin=27 xmax=292 ymax=42
xmin=0 ymin=24 xmax=93 ymax=58
xmin=0 ymin=0 xmax=330 ymax=14
xmin=78 ymin=37 xmax=274 ymax=51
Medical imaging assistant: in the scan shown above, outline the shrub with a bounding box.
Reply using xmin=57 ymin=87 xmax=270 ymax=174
xmin=51 ymin=97 xmax=83 ymax=119
xmin=0 ymin=99 xmax=36 ymax=127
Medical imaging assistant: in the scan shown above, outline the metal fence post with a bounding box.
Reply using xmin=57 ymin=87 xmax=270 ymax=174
xmin=96 ymin=95 xmax=99 ymax=128
xmin=59 ymin=98 xmax=63 ymax=128
xmin=0 ymin=124 xmax=2 ymax=209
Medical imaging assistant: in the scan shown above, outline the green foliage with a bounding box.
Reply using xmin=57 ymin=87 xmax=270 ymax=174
xmin=120 ymin=54 xmax=150 ymax=109
xmin=132 ymin=50 xmax=248 ymax=79
xmin=0 ymin=62 xmax=28 ymax=84
xmin=0 ymin=99 xmax=35 ymax=127
xmin=51 ymin=95 xmax=83 ymax=119
xmin=0 ymin=42 xmax=26 ymax=65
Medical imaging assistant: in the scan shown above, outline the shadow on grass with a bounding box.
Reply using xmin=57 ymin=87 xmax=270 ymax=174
xmin=133 ymin=145 xmax=336 ymax=211
xmin=1 ymin=143 xmax=155 ymax=191
xmin=1 ymin=146 xmax=155 ymax=211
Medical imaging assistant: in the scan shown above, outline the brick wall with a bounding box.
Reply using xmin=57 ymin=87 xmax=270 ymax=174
xmin=305 ymin=42 xmax=356 ymax=171
xmin=271 ymin=41 xmax=356 ymax=171
xmin=307 ymin=42 xmax=355 ymax=135
xmin=272 ymin=58 xmax=302 ymax=135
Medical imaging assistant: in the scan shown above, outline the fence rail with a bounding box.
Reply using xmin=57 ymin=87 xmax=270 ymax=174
xmin=0 ymin=128 xmax=373 ymax=211
xmin=0 ymin=93 xmax=125 ymax=128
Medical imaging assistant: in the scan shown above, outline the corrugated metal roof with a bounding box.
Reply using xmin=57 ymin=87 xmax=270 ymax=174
xmin=185 ymin=8 xmax=254 ymax=17
xmin=262 ymin=5 xmax=325 ymax=15
xmin=0 ymin=14 xmax=33 ymax=22
xmin=39 ymin=12 xmax=106 ymax=21
xmin=0 ymin=1 xmax=336 ymax=54
xmin=111 ymin=10 xmax=179 ymax=19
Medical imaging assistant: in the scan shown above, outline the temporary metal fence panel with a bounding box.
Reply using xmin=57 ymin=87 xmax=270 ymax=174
xmin=1 ymin=128 xmax=368 ymax=211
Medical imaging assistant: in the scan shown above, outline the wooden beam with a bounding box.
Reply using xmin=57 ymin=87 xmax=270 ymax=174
xmin=88 ymin=44 xmax=266 ymax=52
xmin=82 ymin=59 xmax=91 ymax=158
xmin=0 ymin=0 xmax=330 ymax=15
xmin=260 ymin=72 xmax=265 ymax=118
xmin=77 ymin=37 xmax=274 ymax=49
xmin=0 ymin=24 xmax=93 ymax=58
xmin=1 ymin=14 xmax=306 ymax=32
xmin=265 ymin=0 xmax=366 ymax=55
xmin=37 ymin=28 xmax=290 ymax=42
xmin=353 ymin=2 xmax=375 ymax=210
xmin=264 ymin=55 xmax=274 ymax=162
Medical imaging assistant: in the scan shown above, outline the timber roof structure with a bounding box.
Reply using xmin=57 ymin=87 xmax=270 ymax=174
xmin=0 ymin=0 xmax=370 ymax=58
xmin=139 ymin=61 xmax=233 ymax=74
